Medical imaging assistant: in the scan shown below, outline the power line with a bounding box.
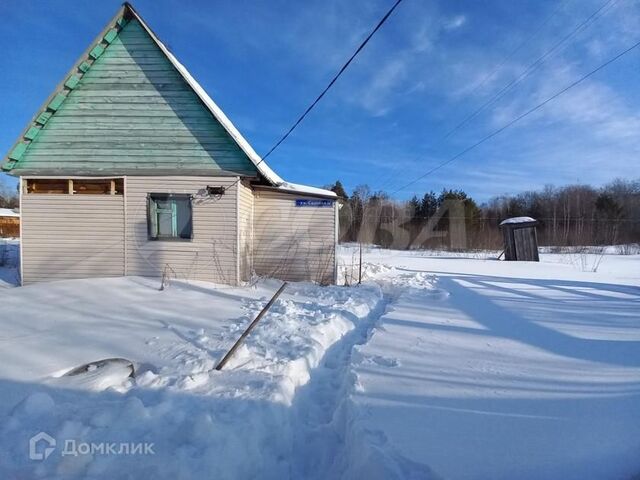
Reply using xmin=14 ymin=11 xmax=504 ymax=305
xmin=375 ymin=0 xmax=613 ymax=194
xmin=390 ymin=36 xmax=640 ymax=195
xmin=443 ymin=0 xmax=617 ymax=140
xmin=257 ymin=0 xmax=405 ymax=165
xmin=355 ymin=216 xmax=640 ymax=223
xmin=464 ymin=0 xmax=568 ymax=100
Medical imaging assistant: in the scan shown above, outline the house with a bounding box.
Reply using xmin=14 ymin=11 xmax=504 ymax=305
xmin=0 ymin=208 xmax=20 ymax=238
xmin=1 ymin=3 xmax=337 ymax=285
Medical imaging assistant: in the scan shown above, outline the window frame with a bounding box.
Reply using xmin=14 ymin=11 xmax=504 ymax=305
xmin=24 ymin=178 xmax=124 ymax=195
xmin=73 ymin=179 xmax=123 ymax=195
xmin=25 ymin=178 xmax=71 ymax=194
xmin=147 ymin=193 xmax=194 ymax=242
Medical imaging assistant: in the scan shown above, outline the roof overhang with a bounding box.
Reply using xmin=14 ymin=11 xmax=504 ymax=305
xmin=14 ymin=168 xmax=256 ymax=178
xmin=253 ymin=184 xmax=337 ymax=199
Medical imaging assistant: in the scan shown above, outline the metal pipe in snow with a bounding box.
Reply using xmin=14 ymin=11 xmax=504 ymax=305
xmin=215 ymin=282 xmax=288 ymax=371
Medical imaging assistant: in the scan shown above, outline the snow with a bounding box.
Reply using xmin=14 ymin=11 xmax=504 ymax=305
xmin=0 ymin=208 xmax=19 ymax=218
xmin=54 ymin=359 xmax=135 ymax=392
xmin=0 ymin=275 xmax=385 ymax=478
xmin=0 ymin=238 xmax=20 ymax=287
xmin=0 ymin=243 xmax=639 ymax=479
xmin=343 ymin=246 xmax=640 ymax=480
xmin=499 ymin=216 xmax=536 ymax=225
xmin=276 ymin=182 xmax=337 ymax=198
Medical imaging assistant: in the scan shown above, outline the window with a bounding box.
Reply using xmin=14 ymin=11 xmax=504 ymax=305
xmin=148 ymin=194 xmax=193 ymax=240
xmin=74 ymin=179 xmax=124 ymax=195
xmin=26 ymin=179 xmax=68 ymax=194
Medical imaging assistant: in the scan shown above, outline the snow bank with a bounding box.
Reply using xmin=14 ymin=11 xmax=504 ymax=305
xmin=0 ymin=276 xmax=385 ymax=479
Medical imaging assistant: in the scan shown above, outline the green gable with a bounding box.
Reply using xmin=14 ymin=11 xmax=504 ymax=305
xmin=3 ymin=13 xmax=259 ymax=177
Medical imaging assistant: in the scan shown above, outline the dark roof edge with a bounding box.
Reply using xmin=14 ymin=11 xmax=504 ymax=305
xmin=15 ymin=169 xmax=258 ymax=178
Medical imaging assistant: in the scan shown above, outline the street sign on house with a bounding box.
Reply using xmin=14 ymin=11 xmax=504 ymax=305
xmin=295 ymin=199 xmax=333 ymax=207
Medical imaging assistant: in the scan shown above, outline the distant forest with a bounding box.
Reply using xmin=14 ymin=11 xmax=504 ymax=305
xmin=3 ymin=177 xmax=639 ymax=250
xmin=327 ymin=178 xmax=640 ymax=250
xmin=0 ymin=182 xmax=18 ymax=209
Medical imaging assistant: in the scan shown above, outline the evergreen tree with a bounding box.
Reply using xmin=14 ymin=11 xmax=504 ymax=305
xmin=330 ymin=180 xmax=348 ymax=199
xmin=436 ymin=188 xmax=482 ymax=231
xmin=407 ymin=196 xmax=420 ymax=223
xmin=595 ymin=193 xmax=623 ymax=219
xmin=420 ymin=191 xmax=438 ymax=219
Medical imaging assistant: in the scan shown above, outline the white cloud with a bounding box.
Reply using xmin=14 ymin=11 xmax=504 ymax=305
xmin=358 ymin=57 xmax=409 ymax=116
xmin=350 ymin=4 xmax=471 ymax=116
xmin=488 ymin=57 xmax=640 ymax=145
xmin=174 ymin=0 xmax=638 ymax=198
xmin=443 ymin=15 xmax=466 ymax=31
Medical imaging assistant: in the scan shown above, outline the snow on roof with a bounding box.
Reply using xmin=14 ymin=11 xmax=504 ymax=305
xmin=3 ymin=4 xmax=332 ymax=196
xmin=0 ymin=208 xmax=19 ymax=218
xmin=277 ymin=181 xmax=337 ymax=198
xmin=500 ymin=216 xmax=536 ymax=226
xmin=127 ymin=5 xmax=286 ymax=186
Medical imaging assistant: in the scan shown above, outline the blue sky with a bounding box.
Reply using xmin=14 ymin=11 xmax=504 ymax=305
xmin=0 ymin=0 xmax=638 ymax=201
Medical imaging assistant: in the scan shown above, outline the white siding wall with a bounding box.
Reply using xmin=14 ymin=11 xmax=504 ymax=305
xmin=238 ymin=181 xmax=253 ymax=282
xmin=125 ymin=176 xmax=239 ymax=284
xmin=253 ymin=189 xmax=336 ymax=284
xmin=20 ymin=178 xmax=336 ymax=286
xmin=21 ymin=194 xmax=125 ymax=284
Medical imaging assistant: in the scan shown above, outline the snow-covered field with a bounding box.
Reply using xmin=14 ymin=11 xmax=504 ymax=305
xmin=346 ymin=247 xmax=640 ymax=480
xmin=0 ymin=242 xmax=639 ymax=479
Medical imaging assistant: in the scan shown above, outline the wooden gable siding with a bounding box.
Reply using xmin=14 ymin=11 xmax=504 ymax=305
xmin=15 ymin=19 xmax=257 ymax=176
xmin=253 ymin=189 xmax=336 ymax=284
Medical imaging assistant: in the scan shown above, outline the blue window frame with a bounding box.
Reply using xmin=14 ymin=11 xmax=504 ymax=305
xmin=148 ymin=193 xmax=193 ymax=240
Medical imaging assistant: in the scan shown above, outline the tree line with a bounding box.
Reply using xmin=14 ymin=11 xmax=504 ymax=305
xmin=0 ymin=182 xmax=19 ymax=209
xmin=328 ymin=178 xmax=640 ymax=250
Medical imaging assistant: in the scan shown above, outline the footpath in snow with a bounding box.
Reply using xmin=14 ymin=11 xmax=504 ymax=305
xmin=1 ymin=244 xmax=639 ymax=479
xmin=0 ymin=274 xmax=393 ymax=479
xmin=348 ymin=248 xmax=640 ymax=480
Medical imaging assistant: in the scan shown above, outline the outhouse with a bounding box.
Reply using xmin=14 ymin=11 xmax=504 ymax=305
xmin=499 ymin=217 xmax=539 ymax=262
